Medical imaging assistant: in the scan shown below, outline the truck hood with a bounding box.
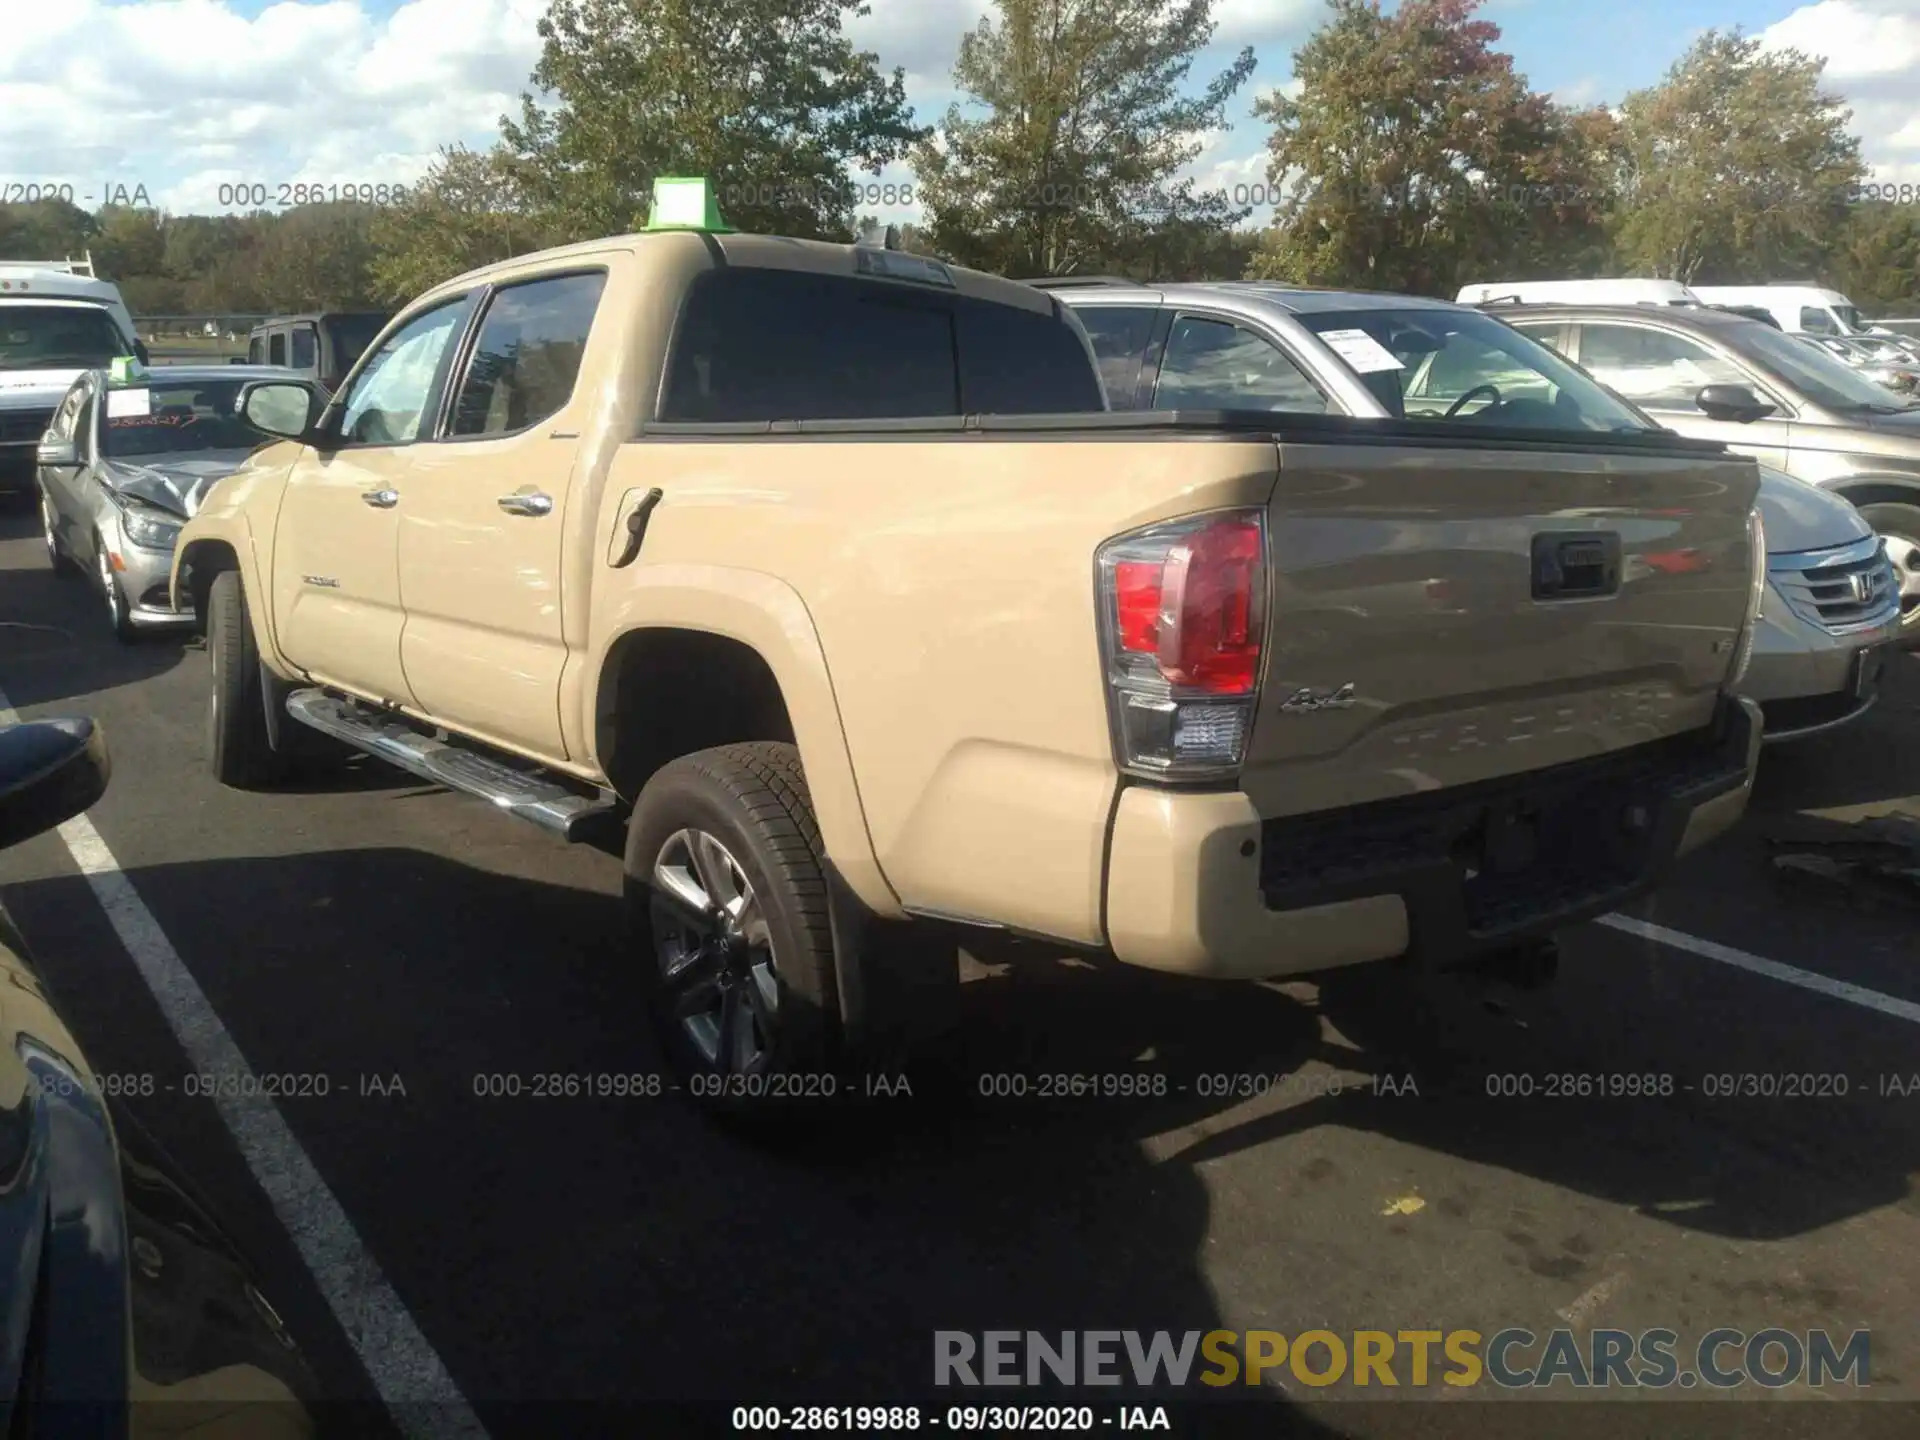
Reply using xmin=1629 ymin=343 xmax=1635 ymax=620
xmin=101 ymin=450 xmax=256 ymax=519
xmin=1755 ymin=464 xmax=1871 ymax=553
xmin=0 ymin=369 xmax=82 ymax=408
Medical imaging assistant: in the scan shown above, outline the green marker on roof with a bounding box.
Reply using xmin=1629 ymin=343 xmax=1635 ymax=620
xmin=644 ymin=176 xmax=735 ymax=233
xmin=109 ymin=355 xmax=146 ymax=383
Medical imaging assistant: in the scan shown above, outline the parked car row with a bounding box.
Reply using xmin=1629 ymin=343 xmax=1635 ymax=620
xmin=4 ymin=183 xmax=1907 ymax=1426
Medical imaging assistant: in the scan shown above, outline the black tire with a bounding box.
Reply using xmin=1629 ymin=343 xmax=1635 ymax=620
xmin=625 ymin=743 xmax=845 ymax=1112
xmin=41 ymin=492 xmax=77 ymax=578
xmin=95 ymin=536 xmax=140 ymax=643
xmin=1857 ymin=501 xmax=1920 ymax=642
xmin=206 ymin=569 xmax=292 ymax=789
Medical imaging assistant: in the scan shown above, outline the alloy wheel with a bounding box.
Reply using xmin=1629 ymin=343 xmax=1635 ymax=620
xmin=649 ymin=827 xmax=781 ymax=1074
xmin=97 ymin=546 xmax=126 ymax=629
xmin=1885 ymin=530 xmax=1920 ymax=628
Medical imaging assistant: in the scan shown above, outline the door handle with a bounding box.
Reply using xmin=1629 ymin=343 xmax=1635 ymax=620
xmin=361 ymin=488 xmax=399 ymax=509
xmin=498 ymin=491 xmax=554 ymax=517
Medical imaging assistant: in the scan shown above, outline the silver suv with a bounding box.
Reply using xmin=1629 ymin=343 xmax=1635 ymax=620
xmin=1050 ymin=279 xmax=1904 ymax=740
xmin=1477 ymin=301 xmax=1920 ymax=641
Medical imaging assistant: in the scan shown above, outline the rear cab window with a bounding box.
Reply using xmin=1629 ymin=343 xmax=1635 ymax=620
xmin=290 ymin=325 xmax=318 ymax=370
xmin=658 ymin=267 xmax=1102 ymax=423
xmin=268 ymin=331 xmax=287 ymax=366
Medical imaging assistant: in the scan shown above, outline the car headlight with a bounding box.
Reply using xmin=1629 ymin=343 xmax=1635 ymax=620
xmin=119 ymin=502 xmax=183 ymax=551
xmin=1727 ymin=505 xmax=1767 ymax=689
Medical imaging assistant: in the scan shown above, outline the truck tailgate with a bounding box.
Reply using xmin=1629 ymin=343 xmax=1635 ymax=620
xmin=1242 ymin=439 xmax=1761 ymax=818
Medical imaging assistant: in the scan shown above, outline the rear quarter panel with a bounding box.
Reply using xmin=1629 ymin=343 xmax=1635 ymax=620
xmin=591 ymin=435 xmax=1282 ymax=945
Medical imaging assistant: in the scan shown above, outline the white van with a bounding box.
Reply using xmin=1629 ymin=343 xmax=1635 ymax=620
xmin=1689 ymin=285 xmax=1883 ymax=339
xmin=0 ymin=255 xmax=146 ymax=497
xmin=1455 ymin=278 xmax=1702 ymax=308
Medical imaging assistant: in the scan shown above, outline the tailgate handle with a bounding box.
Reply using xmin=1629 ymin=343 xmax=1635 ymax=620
xmin=1532 ymin=531 xmax=1620 ymax=599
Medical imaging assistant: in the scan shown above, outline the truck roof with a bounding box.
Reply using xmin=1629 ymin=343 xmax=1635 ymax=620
xmin=425 ymin=231 xmax=1056 ymax=317
xmin=0 ymin=268 xmax=126 ymax=305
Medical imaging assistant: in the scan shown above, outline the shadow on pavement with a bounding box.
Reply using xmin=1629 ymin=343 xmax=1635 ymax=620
xmin=0 ymin=508 xmax=189 ymax=707
xmin=7 ymin=840 xmax=1915 ymax=1431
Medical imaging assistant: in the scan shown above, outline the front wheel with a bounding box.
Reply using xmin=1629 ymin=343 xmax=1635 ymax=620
xmin=1858 ymin=501 xmax=1920 ymax=640
xmin=206 ymin=569 xmax=292 ymax=789
xmin=95 ymin=538 xmax=139 ymax=642
xmin=42 ymin=494 xmax=76 ymax=577
xmin=625 ymin=743 xmax=843 ymax=1109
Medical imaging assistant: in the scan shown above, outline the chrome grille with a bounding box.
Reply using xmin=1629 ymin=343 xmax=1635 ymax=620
xmin=0 ymin=407 xmax=55 ymax=444
xmin=1769 ymin=534 xmax=1901 ymax=635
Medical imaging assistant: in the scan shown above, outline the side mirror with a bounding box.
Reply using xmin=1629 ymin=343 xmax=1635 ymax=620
xmin=237 ymin=380 xmax=327 ymax=443
xmin=35 ymin=438 xmax=80 ymax=469
xmin=0 ymin=718 xmax=110 ymax=852
xmin=1696 ymin=384 xmax=1777 ymax=424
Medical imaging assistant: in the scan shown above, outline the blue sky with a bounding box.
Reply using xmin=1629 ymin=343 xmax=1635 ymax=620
xmin=0 ymin=0 xmax=1914 ymax=221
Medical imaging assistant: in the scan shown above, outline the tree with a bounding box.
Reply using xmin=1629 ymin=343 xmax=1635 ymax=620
xmin=912 ymin=0 xmax=1255 ymax=279
xmin=497 ymin=0 xmax=923 ymax=243
xmin=0 ymin=197 xmax=98 ymax=261
xmin=1827 ymin=204 xmax=1920 ymax=312
xmin=92 ymin=206 xmax=167 ymax=281
xmin=1247 ymin=0 xmax=1614 ymax=296
xmin=253 ymin=203 xmax=379 ymax=310
xmin=367 ymin=146 xmax=555 ymax=303
xmin=1611 ymin=30 xmax=1864 ymax=284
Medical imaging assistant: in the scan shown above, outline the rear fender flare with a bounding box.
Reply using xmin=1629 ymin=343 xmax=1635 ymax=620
xmin=587 ymin=565 xmax=901 ymax=918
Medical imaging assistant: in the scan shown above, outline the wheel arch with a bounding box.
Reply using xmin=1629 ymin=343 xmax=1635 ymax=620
xmin=1828 ymin=474 xmax=1920 ymax=511
xmin=587 ymin=569 xmax=901 ymax=918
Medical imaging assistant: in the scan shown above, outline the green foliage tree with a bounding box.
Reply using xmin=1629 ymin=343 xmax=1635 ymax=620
xmin=497 ymin=0 xmax=923 ymax=242
xmin=912 ymin=0 xmax=1255 ymax=279
xmin=1249 ymin=0 xmax=1614 ymax=296
xmin=1827 ymin=204 xmax=1920 ymax=312
xmin=1611 ymin=29 xmax=1864 ymax=283
xmin=366 ymin=146 xmax=555 ymax=304
xmin=0 ymin=197 xmax=98 ymax=261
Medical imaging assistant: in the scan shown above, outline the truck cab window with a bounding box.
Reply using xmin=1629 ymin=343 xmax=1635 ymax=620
xmin=290 ymin=326 xmax=318 ymax=370
xmin=1154 ymin=316 xmax=1327 ymax=414
xmin=661 ymin=269 xmax=959 ymax=422
xmin=337 ymin=299 xmax=468 ymax=446
xmin=269 ymin=331 xmax=287 ymax=366
xmin=449 ymin=272 xmax=607 ymax=437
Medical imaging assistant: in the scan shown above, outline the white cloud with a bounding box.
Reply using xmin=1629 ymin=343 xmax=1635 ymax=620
xmin=1761 ymin=0 xmax=1920 ymax=184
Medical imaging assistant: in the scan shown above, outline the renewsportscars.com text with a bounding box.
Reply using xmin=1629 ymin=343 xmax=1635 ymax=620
xmin=934 ymin=1328 xmax=1870 ymax=1390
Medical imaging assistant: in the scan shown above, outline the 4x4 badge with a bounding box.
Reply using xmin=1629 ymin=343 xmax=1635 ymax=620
xmin=1278 ymin=682 xmax=1357 ymax=714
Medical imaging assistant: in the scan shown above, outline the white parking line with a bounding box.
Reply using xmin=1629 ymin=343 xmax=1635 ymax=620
xmin=1599 ymin=913 xmax=1920 ymax=1026
xmin=0 ymin=687 xmax=489 ymax=1440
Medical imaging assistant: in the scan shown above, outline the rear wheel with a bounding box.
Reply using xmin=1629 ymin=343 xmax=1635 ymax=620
xmin=1859 ymin=501 xmax=1920 ymax=639
xmin=206 ymin=569 xmax=292 ymax=789
xmin=625 ymin=743 xmax=843 ymax=1111
xmin=41 ymin=494 xmax=76 ymax=577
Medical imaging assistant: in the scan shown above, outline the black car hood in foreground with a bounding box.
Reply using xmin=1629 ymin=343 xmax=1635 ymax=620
xmin=1 ymin=898 xmax=319 ymax=1435
xmin=100 ymin=450 xmax=256 ymax=520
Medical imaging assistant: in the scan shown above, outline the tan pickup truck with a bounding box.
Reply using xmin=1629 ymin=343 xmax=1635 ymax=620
xmin=172 ymin=187 xmax=1767 ymax=1096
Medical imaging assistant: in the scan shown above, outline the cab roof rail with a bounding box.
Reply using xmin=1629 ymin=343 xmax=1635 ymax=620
xmin=1024 ymin=276 xmax=1138 ymax=289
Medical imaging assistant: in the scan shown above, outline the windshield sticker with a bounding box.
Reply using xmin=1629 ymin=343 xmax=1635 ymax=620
xmin=107 ymin=387 xmax=152 ymax=418
xmin=1319 ymin=328 xmax=1405 ymax=374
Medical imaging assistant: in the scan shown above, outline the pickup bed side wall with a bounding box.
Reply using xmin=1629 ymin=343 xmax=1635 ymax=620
xmin=590 ymin=436 xmax=1284 ymax=946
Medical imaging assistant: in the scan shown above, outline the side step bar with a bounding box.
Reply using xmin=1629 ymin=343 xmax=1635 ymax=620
xmin=284 ymin=689 xmax=622 ymax=843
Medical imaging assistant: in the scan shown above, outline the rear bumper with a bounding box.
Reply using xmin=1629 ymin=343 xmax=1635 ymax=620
xmin=1104 ymin=696 xmax=1761 ymax=980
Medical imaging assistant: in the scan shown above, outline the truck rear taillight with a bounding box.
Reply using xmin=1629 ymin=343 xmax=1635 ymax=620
xmin=1097 ymin=509 xmax=1268 ymax=779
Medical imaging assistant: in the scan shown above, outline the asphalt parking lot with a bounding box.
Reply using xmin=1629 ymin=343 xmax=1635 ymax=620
xmin=2 ymin=502 xmax=1918 ymax=1440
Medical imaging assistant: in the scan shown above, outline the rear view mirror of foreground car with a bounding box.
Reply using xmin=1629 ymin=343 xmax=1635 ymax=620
xmin=238 ymin=380 xmax=325 ymax=442
xmin=1696 ymin=383 xmax=1778 ymax=424
xmin=0 ymin=718 xmax=111 ymax=852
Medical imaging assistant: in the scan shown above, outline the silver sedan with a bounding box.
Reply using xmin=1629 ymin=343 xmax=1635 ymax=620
xmin=35 ymin=364 xmax=294 ymax=640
